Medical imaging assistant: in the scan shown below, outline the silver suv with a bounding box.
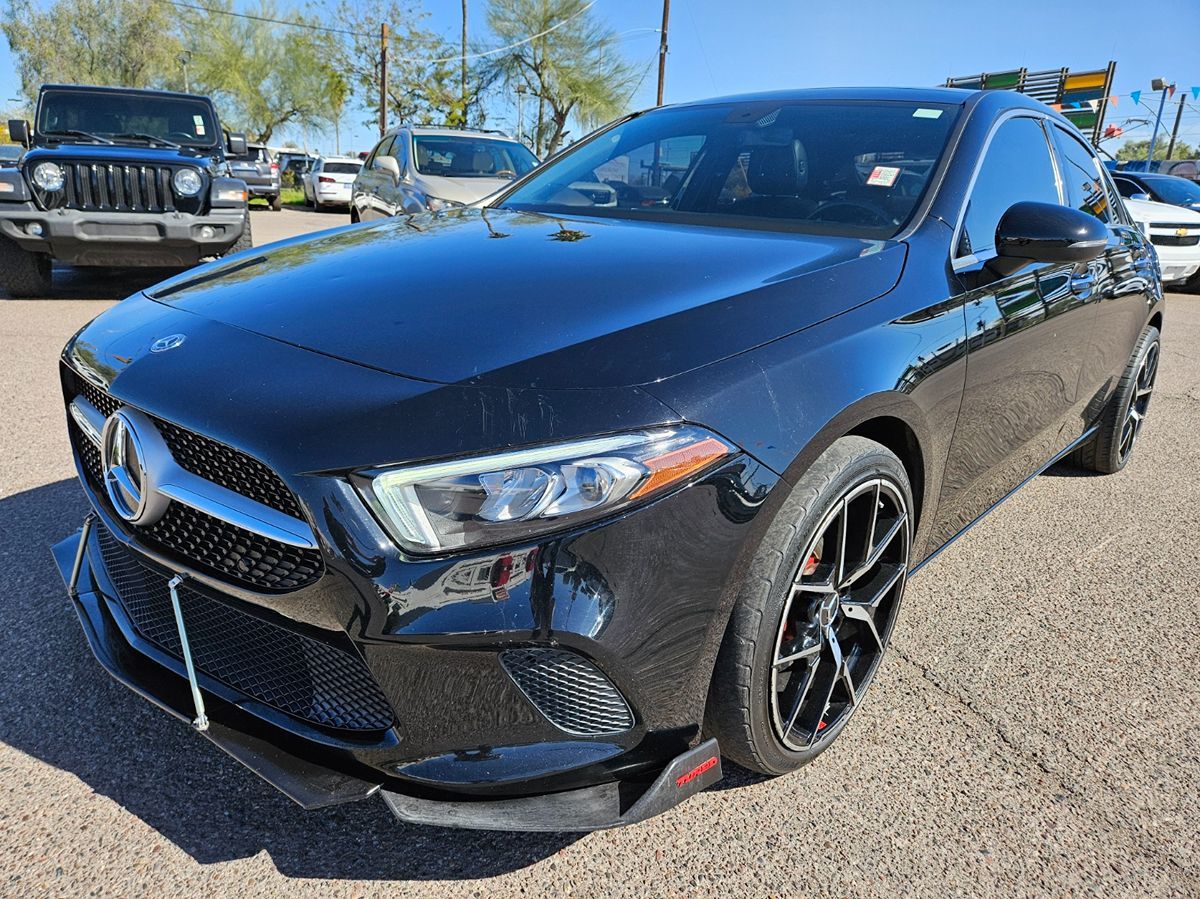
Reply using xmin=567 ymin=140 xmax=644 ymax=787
xmin=351 ymin=126 xmax=538 ymax=220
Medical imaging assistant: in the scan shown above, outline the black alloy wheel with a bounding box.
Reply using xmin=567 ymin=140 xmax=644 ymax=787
xmin=707 ymin=436 xmax=913 ymax=775
xmin=769 ymin=477 xmax=909 ymax=751
xmin=1072 ymin=325 xmax=1160 ymax=474
xmin=1117 ymin=339 xmax=1158 ymax=465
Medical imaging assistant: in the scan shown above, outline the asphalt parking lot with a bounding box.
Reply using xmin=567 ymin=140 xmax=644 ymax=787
xmin=1 ymin=209 xmax=1197 ymax=897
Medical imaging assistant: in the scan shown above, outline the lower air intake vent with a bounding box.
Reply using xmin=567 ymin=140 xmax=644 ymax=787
xmin=500 ymin=647 xmax=634 ymax=736
xmin=97 ymin=524 xmax=393 ymax=732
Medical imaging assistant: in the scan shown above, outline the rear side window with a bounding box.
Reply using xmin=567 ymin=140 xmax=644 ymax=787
xmin=959 ymin=117 xmax=1059 ymax=257
xmin=1051 ymin=126 xmax=1116 ymax=223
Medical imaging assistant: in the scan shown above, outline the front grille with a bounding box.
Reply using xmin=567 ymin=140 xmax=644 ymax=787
xmin=62 ymin=364 xmax=323 ymax=592
xmin=30 ymin=160 xmax=203 ymax=214
xmin=97 ymin=524 xmax=393 ymax=732
xmin=500 ymin=648 xmax=634 ymax=736
xmin=1151 ymin=234 xmax=1200 ymax=247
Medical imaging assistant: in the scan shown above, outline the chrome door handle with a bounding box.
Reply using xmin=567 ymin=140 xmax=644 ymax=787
xmin=1070 ymin=270 xmax=1096 ymax=298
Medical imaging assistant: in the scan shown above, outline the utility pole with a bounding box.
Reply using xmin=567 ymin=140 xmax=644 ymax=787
xmin=461 ymin=0 xmax=469 ymax=126
xmin=515 ymin=84 xmax=526 ymax=146
xmin=379 ymin=23 xmax=389 ymax=137
xmin=178 ymin=50 xmax=192 ymax=94
xmin=656 ymin=0 xmax=670 ymax=106
xmin=1165 ymin=93 xmax=1186 ymax=161
xmin=1145 ymin=78 xmax=1173 ymax=167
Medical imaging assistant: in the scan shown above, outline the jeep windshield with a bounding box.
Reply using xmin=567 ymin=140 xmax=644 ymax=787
xmin=36 ymin=89 xmax=219 ymax=149
xmin=497 ymin=100 xmax=959 ymax=239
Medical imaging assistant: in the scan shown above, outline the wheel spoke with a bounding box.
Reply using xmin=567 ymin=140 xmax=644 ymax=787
xmin=793 ymin=577 xmax=837 ymax=595
xmin=842 ymin=513 xmax=908 ymax=588
xmin=827 ymin=629 xmax=858 ymax=709
xmin=782 ymin=657 xmax=820 ymax=738
xmin=803 ymin=663 xmax=839 ymax=749
xmin=774 ymin=636 xmax=821 ymax=668
xmin=834 ymin=498 xmax=849 ymax=588
xmin=842 ymin=602 xmax=885 ymax=652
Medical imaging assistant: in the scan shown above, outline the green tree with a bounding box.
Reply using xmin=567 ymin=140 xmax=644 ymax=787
xmin=1 ymin=0 xmax=182 ymax=104
xmin=1116 ymin=138 xmax=1197 ymax=162
xmin=336 ymin=1 xmax=490 ymax=134
xmin=324 ymin=68 xmax=350 ymax=155
xmin=182 ymin=0 xmax=335 ymax=143
xmin=485 ymin=0 xmax=642 ymax=155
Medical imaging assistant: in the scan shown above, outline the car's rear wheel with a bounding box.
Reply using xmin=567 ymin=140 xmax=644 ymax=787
xmin=707 ymin=436 xmax=912 ymax=775
xmin=1071 ymin=324 xmax=1159 ymax=474
xmin=0 ymin=237 xmax=52 ymax=298
xmin=269 ymin=194 xmax=282 ymax=211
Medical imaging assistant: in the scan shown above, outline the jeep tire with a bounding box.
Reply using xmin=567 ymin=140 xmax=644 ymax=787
xmin=0 ymin=237 xmax=52 ymax=298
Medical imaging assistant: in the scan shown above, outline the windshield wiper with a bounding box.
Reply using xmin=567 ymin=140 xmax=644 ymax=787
xmin=111 ymin=132 xmax=180 ymax=149
xmin=43 ymin=129 xmax=114 ymax=144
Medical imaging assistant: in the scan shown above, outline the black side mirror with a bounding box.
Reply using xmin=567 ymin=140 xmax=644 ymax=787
xmin=7 ymin=119 xmax=30 ymax=148
xmin=996 ymin=201 xmax=1108 ymax=265
xmin=227 ymin=132 xmax=247 ymax=157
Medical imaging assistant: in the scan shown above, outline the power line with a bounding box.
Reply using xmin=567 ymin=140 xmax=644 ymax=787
xmin=166 ymin=1 xmax=368 ymax=36
xmin=392 ymin=0 xmax=597 ymax=63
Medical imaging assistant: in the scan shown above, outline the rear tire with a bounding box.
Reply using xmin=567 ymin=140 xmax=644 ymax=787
xmin=269 ymin=194 xmax=282 ymax=212
xmin=1070 ymin=325 xmax=1159 ymax=474
xmin=707 ymin=436 xmax=912 ymax=776
xmin=0 ymin=237 xmax=52 ymax=298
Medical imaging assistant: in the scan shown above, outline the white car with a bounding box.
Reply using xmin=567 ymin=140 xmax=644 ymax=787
xmin=351 ymin=127 xmax=539 ymax=221
xmin=302 ymin=156 xmax=363 ymax=210
xmin=1123 ymin=196 xmax=1200 ymax=286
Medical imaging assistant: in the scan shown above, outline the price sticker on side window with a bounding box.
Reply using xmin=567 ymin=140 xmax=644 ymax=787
xmin=866 ymin=165 xmax=901 ymax=187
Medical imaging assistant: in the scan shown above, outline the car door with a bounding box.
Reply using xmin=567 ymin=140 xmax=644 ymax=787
xmin=356 ymin=136 xmax=393 ymax=221
xmin=1050 ymin=124 xmax=1157 ymax=419
xmin=936 ymin=114 xmax=1098 ymax=535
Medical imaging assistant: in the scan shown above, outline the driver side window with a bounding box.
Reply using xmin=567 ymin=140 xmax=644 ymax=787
xmin=958 ymin=117 xmax=1059 ymax=258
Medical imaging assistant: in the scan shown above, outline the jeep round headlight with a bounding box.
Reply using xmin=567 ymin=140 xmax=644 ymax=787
xmin=32 ymin=162 xmax=65 ymax=192
xmin=172 ymin=168 xmax=203 ymax=197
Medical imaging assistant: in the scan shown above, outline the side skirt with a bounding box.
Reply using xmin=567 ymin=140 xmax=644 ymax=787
xmin=911 ymin=425 xmax=1099 ymax=578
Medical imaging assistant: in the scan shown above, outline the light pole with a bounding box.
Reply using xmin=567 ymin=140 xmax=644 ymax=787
xmin=1145 ymin=77 xmax=1174 ymax=166
xmin=178 ymin=50 xmax=192 ymax=93
xmin=515 ymin=84 xmax=526 ymax=146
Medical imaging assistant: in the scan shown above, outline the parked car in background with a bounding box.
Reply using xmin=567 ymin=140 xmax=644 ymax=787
xmin=1108 ymin=158 xmax=1200 ymax=183
xmin=1111 ymin=171 xmax=1200 ymax=213
xmin=0 ymin=144 xmax=21 ymax=168
xmin=53 ymin=88 xmax=1163 ymax=831
xmin=301 ymin=155 xmax=362 ymax=209
xmin=1 ymin=83 xmax=251 ymax=297
xmin=1122 ymin=196 xmax=1200 ymax=287
xmin=228 ymin=141 xmax=280 ymax=210
xmin=278 ymin=151 xmax=317 ymax=189
xmin=351 ymin=126 xmax=538 ymax=220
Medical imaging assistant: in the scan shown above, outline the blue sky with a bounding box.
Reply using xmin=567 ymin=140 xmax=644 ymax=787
xmin=5 ymin=0 xmax=1200 ymax=154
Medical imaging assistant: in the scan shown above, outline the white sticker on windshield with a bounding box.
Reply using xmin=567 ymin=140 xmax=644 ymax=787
xmin=913 ymin=108 xmax=943 ymax=119
xmin=866 ymin=165 xmax=901 ymax=187
xmin=194 ymin=114 xmax=206 ymax=136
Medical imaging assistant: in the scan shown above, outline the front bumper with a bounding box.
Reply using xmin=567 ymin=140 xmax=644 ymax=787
xmin=0 ymin=202 xmax=247 ymax=265
xmin=53 ymin=520 xmax=726 ymax=829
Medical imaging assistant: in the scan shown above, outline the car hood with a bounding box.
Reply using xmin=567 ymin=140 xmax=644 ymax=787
xmin=22 ymin=142 xmax=222 ymax=168
xmin=145 ymin=208 xmax=905 ymax=389
xmin=1123 ymin=197 xmax=1200 ymax=224
xmin=415 ymin=173 xmax=516 ymax=205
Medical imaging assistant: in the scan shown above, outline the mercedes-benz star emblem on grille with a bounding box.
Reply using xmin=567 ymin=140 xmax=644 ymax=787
xmin=100 ymin=409 xmax=170 ymax=525
xmin=150 ymin=333 xmax=186 ymax=353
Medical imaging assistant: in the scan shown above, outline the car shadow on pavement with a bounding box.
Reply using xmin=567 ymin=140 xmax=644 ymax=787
xmin=0 ymin=479 xmax=582 ymax=880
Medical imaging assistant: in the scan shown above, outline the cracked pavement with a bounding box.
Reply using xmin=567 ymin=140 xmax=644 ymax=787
xmin=1 ymin=213 xmax=1196 ymax=897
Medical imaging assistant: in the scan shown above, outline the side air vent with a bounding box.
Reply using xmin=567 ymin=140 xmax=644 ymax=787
xmin=500 ymin=647 xmax=634 ymax=736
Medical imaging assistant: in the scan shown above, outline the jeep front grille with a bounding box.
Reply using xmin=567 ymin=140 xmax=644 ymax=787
xmin=30 ymin=160 xmax=204 ymax=214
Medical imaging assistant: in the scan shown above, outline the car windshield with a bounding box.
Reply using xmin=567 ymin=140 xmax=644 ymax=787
xmin=498 ymin=100 xmax=961 ymax=237
xmin=323 ymin=162 xmax=361 ymax=175
xmin=36 ymin=89 xmax=218 ymax=148
xmin=413 ymin=135 xmax=539 ymax=179
xmin=1143 ymin=175 xmax=1200 ymax=205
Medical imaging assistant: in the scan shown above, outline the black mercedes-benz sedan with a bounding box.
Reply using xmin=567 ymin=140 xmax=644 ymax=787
xmin=52 ymin=87 xmax=1163 ymax=831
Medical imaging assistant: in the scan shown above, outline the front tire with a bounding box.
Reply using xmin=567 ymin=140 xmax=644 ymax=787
xmin=221 ymin=215 xmax=253 ymax=257
xmin=0 ymin=237 xmax=53 ymax=298
xmin=707 ymin=436 xmax=912 ymax=776
xmin=269 ymin=194 xmax=282 ymax=212
xmin=1071 ymin=325 xmax=1159 ymax=474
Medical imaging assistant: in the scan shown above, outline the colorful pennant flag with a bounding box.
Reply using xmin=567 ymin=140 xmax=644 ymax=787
xmin=1192 ymin=86 xmax=1200 ymax=100
xmin=1131 ymin=90 xmax=1141 ymax=104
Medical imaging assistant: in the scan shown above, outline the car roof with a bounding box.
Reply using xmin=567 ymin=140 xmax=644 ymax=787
xmin=39 ymin=83 xmax=212 ymax=103
xmin=319 ymin=156 xmax=362 ymax=163
xmin=668 ymin=86 xmax=978 ymax=108
xmin=402 ymin=126 xmax=518 ymax=140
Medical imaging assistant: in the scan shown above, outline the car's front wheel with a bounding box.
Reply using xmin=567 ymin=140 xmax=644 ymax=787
xmin=0 ymin=237 xmax=52 ymax=298
xmin=707 ymin=436 xmax=912 ymax=775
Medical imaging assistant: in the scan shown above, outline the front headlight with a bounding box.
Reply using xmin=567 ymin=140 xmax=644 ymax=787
xmin=423 ymin=195 xmax=464 ymax=213
xmin=172 ymin=168 xmax=203 ymax=197
xmin=32 ymin=162 xmax=65 ymax=191
xmin=357 ymin=426 xmax=733 ymax=554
